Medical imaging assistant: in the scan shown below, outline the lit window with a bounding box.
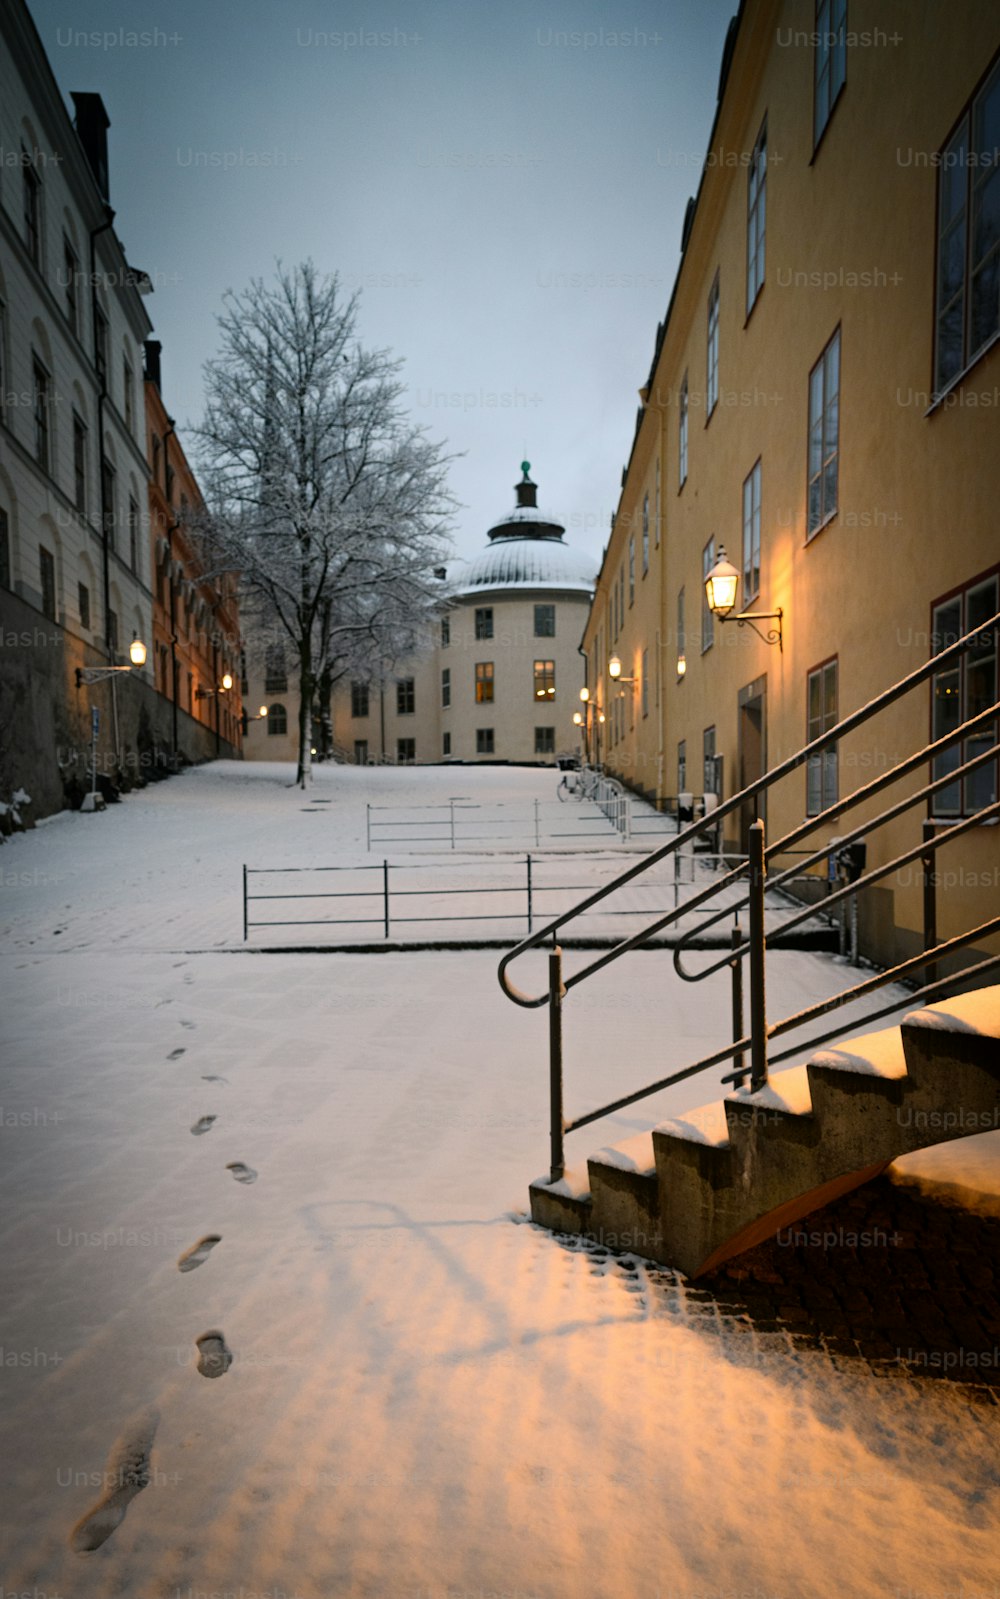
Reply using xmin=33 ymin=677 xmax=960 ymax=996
xmin=475 ymin=662 xmax=494 ymax=703
xmin=533 ymin=659 xmax=555 ymax=700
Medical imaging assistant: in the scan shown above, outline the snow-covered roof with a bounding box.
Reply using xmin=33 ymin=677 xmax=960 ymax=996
xmin=453 ymin=535 xmax=597 ymax=597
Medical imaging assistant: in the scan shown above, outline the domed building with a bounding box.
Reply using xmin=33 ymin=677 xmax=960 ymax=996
xmin=440 ymin=464 xmax=596 ymax=763
xmin=329 ymin=464 xmax=597 ymax=764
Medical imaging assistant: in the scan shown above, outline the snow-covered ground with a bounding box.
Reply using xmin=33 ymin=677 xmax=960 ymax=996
xmin=1 ymin=761 xmax=998 ymax=1599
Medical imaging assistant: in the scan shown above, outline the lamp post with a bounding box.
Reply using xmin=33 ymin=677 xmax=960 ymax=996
xmin=195 ymin=673 xmax=234 ymax=754
xmin=75 ymin=636 xmax=147 ymax=812
xmin=704 ymin=548 xmax=783 ymax=650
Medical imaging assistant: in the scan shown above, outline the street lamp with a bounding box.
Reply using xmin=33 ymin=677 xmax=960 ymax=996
xmin=704 ymin=546 xmax=783 ymax=650
xmin=677 ymin=653 xmax=687 ymax=679
xmin=75 ymin=633 xmax=148 ymax=687
xmin=194 ymin=672 xmax=234 ymax=700
xmin=608 ymin=653 xmax=637 ymax=685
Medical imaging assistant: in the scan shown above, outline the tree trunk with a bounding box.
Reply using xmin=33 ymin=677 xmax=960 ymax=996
xmin=297 ymin=633 xmax=313 ymax=788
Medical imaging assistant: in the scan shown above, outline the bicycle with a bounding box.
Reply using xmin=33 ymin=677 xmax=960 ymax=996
xmin=556 ymin=763 xmax=600 ymax=802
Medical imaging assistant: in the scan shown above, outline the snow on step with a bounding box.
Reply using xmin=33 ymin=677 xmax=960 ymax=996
xmin=729 ymin=1062 xmax=814 ymax=1116
xmin=533 ymin=1165 xmax=590 ymax=1201
xmin=655 ymin=1098 xmax=730 ymax=1148
xmin=589 ymin=1131 xmax=655 ymax=1175
xmin=807 ymin=1026 xmax=908 ymax=1079
xmin=903 ymin=988 xmax=1000 ymax=1039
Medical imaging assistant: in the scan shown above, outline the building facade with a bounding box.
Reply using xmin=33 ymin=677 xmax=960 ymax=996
xmin=243 ymin=464 xmax=597 ymax=765
xmin=0 ymin=0 xmax=240 ymax=816
xmin=583 ymin=0 xmax=999 ymax=971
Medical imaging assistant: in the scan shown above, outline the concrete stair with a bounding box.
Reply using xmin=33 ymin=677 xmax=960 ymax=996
xmin=529 ymin=988 xmax=1000 ymax=1277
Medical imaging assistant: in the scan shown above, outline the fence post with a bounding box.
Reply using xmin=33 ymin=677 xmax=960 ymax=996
xmin=747 ymin=818 xmax=769 ymax=1092
xmin=383 ymin=859 xmax=390 ymax=939
xmin=526 ymin=853 xmax=534 ymax=934
xmin=243 ymin=864 xmax=248 ymax=942
xmin=922 ymin=817 xmax=938 ymax=989
xmin=450 ymin=797 xmax=456 ymax=851
xmin=366 ymin=804 xmax=371 ymax=853
xmin=548 ymin=946 xmax=566 ymax=1184
xmin=730 ymin=922 xmax=746 ymax=1088
xmin=534 ymin=797 xmax=541 ymax=849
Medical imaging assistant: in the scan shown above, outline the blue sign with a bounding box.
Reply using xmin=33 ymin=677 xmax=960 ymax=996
xmin=91 ymin=707 xmax=100 ymax=735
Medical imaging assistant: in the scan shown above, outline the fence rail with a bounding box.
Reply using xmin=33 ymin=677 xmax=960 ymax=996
xmin=363 ymin=792 xmax=676 ymax=851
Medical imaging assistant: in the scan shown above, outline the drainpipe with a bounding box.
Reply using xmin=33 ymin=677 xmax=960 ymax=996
xmin=577 ymin=637 xmax=590 ymax=765
xmin=162 ymin=422 xmax=178 ymax=757
xmin=88 ymin=208 xmax=116 ymax=656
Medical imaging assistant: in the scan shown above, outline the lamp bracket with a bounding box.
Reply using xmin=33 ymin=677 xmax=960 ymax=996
xmin=722 ymin=608 xmax=783 ymax=652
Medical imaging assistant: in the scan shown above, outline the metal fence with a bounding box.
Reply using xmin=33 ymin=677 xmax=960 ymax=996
xmin=364 ymin=793 xmax=676 ymax=851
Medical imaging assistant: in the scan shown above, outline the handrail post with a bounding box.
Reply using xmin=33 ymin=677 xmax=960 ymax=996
xmin=548 ymin=946 xmax=566 ymax=1183
xmin=383 ymin=859 xmax=390 ymax=939
xmin=450 ymin=797 xmax=455 ymax=851
xmin=748 ymin=818 xmax=768 ymax=1092
xmin=526 ymin=853 xmax=534 ymax=934
xmin=534 ymin=797 xmax=541 ymax=849
xmin=730 ymin=921 xmax=746 ymax=1088
xmin=366 ymin=804 xmax=371 ymax=853
xmin=243 ymin=864 xmax=248 ymax=942
xmin=922 ymin=817 xmax=938 ymax=989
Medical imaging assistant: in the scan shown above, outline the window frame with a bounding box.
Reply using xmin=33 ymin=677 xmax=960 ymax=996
xmin=746 ymin=116 xmax=767 ymax=317
xmin=533 ymin=658 xmax=556 ymax=701
xmin=929 ymin=568 xmax=999 ymax=818
xmin=642 ymin=494 xmax=650 ymax=572
xmin=813 ymin=0 xmax=847 ymax=151
xmin=534 ymin=602 xmax=556 ymax=638
xmin=701 ymin=538 xmax=716 ymax=654
xmin=807 ymin=326 xmax=841 ymax=540
xmin=23 ymin=153 xmax=42 ymax=267
xmin=475 ymin=661 xmax=494 ymax=703
xmin=706 ymin=270 xmax=720 ymax=417
xmin=678 ymin=373 xmax=689 ymax=487
xmin=396 ymin=737 xmax=416 ymax=764
xmin=742 ymin=458 xmax=762 ymax=603
xmin=39 ymin=544 xmax=56 ymax=621
xmin=534 ymin=725 xmax=556 ymax=755
xmin=266 ymin=702 xmax=287 ymax=736
xmin=350 ymin=680 xmax=369 ymax=718
xmin=474 ymin=606 xmax=494 ymax=641
xmin=396 ymin=677 xmax=416 ymax=715
xmin=441 ymin=666 xmax=451 ymax=707
xmin=72 ymin=412 xmax=88 ymax=513
xmin=32 ymin=357 xmax=51 ymax=471
xmin=476 ymin=727 xmax=495 ymax=755
xmin=806 ymin=656 xmax=839 ymax=817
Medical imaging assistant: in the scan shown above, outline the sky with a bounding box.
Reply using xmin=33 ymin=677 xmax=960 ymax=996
xmin=28 ymin=0 xmax=736 ymax=566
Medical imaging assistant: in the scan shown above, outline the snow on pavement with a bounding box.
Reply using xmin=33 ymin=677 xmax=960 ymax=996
xmin=1 ymin=762 xmax=998 ymax=1599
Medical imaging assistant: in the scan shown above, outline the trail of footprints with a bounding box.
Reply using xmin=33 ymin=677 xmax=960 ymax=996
xmin=71 ymin=1003 xmax=259 ymax=1553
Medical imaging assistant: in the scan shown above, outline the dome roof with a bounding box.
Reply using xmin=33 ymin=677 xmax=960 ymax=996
xmin=451 ymin=462 xmax=597 ymax=598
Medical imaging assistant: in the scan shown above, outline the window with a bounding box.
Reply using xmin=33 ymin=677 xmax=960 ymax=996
xmin=934 ymin=57 xmax=1000 ymax=395
xmin=641 ymin=648 xmax=649 ymax=718
xmin=123 ymin=358 xmax=134 ymax=431
xmin=475 ymin=607 xmax=493 ymax=640
xmin=94 ymin=307 xmax=108 ymax=385
xmin=39 ymin=546 xmax=56 ymax=620
xmin=655 ymin=457 xmax=661 ymax=546
xmin=806 ymin=659 xmax=839 ymax=816
xmin=267 ymin=703 xmax=287 ymax=736
xmin=475 ymin=662 xmax=494 ymax=703
xmin=64 ymin=240 xmax=79 ymax=334
xmin=707 ymin=271 xmax=720 ymax=415
xmin=265 ymin=646 xmax=288 ymax=694
xmin=397 ymin=677 xmax=415 ymax=714
xmin=108 ymin=609 xmax=119 ymax=651
xmin=533 ymin=659 xmax=555 ymax=700
xmin=703 ymin=725 xmax=719 ymax=796
xmin=808 ymin=328 xmax=840 ymax=536
xmin=397 ymin=738 xmax=415 ymax=763
xmin=746 ymin=118 xmax=767 ymax=313
xmin=642 ymin=495 xmax=650 ymax=573
xmin=535 ymin=726 xmax=555 ymax=754
xmin=78 ymin=582 xmax=90 ymax=629
xmin=23 ymin=156 xmax=41 ymax=266
xmin=441 ymin=614 xmax=450 ymax=648
xmin=677 ymin=587 xmax=686 ymax=671
xmin=354 ymin=739 xmax=368 ymax=764
xmin=678 ymin=740 xmax=687 ymax=794
xmin=742 ymin=459 xmax=762 ymax=602
xmin=628 ymin=536 xmax=635 ymax=605
xmin=814 ymin=0 xmax=847 ymax=146
xmin=33 ymin=360 xmax=50 ymax=470
xmin=73 ymin=414 xmax=87 ymax=512
xmin=350 ymin=681 xmax=370 ymax=718
xmin=476 ymin=728 xmax=495 ymax=755
xmin=0 ymin=509 xmax=9 ymax=589
xmin=931 ymin=574 xmax=998 ymax=816
xmin=534 ymin=603 xmax=555 ymax=637
xmin=702 ymin=538 xmax=716 ymax=653
xmin=443 ymin=732 xmax=451 ymax=757
xmin=128 ymin=496 xmax=139 ymax=572
xmin=151 ymin=433 xmax=161 ymax=483
xmin=441 ymin=667 xmax=451 ymax=707
xmin=679 ymin=374 xmax=689 ymax=486
xmin=101 ymin=459 xmax=116 ymax=548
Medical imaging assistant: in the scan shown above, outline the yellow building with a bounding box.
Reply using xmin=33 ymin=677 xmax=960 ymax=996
xmin=584 ymin=0 xmax=999 ymax=972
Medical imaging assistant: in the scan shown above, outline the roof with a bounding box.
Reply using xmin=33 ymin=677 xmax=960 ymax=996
xmin=453 ymin=536 xmax=597 ymax=597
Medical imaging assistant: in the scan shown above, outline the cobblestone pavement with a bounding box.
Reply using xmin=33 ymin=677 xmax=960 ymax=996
xmin=554 ymin=1172 xmax=1000 ymax=1402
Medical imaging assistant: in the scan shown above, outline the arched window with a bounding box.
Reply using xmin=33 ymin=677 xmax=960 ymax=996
xmin=267 ymin=703 xmax=287 ymax=736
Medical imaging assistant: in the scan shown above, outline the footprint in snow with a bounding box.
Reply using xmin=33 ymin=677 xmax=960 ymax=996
xmin=167 ymin=1048 xmax=186 ymax=1061
xmin=226 ymin=1161 xmax=257 ymax=1185
xmin=191 ymin=1115 xmax=216 ymax=1136
xmin=69 ymin=1406 xmax=159 ymax=1553
xmin=202 ymin=1074 xmax=228 ymax=1085
xmin=180 ymin=1020 xmax=196 ymax=1030
xmin=195 ymin=1330 xmax=233 ymax=1379
xmin=177 ymin=1235 xmax=221 ymax=1272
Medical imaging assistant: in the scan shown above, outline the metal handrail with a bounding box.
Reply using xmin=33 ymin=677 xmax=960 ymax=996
xmin=497 ymin=610 xmax=1000 ymax=1181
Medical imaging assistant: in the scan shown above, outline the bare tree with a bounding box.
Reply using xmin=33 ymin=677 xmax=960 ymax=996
xmin=195 ymin=261 xmax=456 ymax=784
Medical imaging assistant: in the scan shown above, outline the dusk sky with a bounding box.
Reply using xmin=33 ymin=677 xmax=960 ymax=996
xmin=29 ymin=0 xmax=736 ymax=566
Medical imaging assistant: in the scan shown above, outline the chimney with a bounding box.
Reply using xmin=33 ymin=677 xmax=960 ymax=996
xmin=515 ymin=460 xmax=538 ymax=509
xmin=144 ymin=340 xmax=162 ymax=390
xmin=70 ymin=92 xmax=110 ymax=202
